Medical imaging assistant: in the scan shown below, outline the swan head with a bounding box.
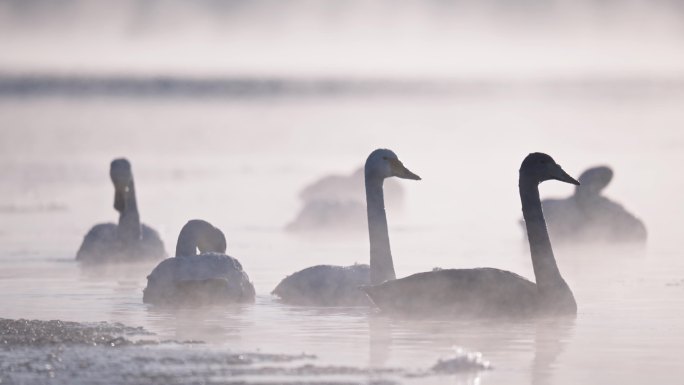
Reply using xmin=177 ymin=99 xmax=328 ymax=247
xmin=110 ymin=158 xmax=133 ymax=212
xmin=520 ymin=153 xmax=579 ymax=185
xmin=197 ymin=224 xmax=227 ymax=254
xmin=576 ymin=166 xmax=613 ymax=197
xmin=365 ymin=149 xmax=421 ymax=181
xmin=175 ymin=219 xmax=227 ymax=257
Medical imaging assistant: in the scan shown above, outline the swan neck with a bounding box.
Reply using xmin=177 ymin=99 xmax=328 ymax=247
xmin=175 ymin=224 xmax=199 ymax=257
xmin=117 ymin=180 xmax=142 ymax=243
xmin=366 ymin=174 xmax=396 ymax=285
xmin=519 ymin=176 xmax=567 ymax=292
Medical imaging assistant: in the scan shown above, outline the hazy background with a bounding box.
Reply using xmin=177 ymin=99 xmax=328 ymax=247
xmin=2 ymin=0 xmax=684 ymax=78
xmin=1 ymin=1 xmax=684 ymax=384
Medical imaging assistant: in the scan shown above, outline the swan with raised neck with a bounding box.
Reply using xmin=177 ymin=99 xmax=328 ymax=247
xmin=519 ymin=153 xmax=577 ymax=310
xmin=76 ymin=158 xmax=166 ymax=263
xmin=365 ymin=148 xmax=420 ymax=284
xmin=363 ymin=152 xmax=578 ymax=317
xmin=534 ymin=165 xmax=647 ymax=243
xmin=110 ymin=158 xmax=142 ymax=243
xmin=272 ymin=148 xmax=420 ymax=305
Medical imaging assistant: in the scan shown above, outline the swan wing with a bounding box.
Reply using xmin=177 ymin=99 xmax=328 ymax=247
xmin=363 ymin=268 xmax=538 ymax=317
xmin=272 ymin=264 xmax=370 ymax=306
xmin=143 ymin=252 xmax=254 ymax=304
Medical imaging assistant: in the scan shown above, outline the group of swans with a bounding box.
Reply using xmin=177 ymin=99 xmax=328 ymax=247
xmin=533 ymin=166 xmax=647 ymax=243
xmin=78 ymin=150 xmax=585 ymax=317
xmin=364 ymin=153 xmax=578 ymax=317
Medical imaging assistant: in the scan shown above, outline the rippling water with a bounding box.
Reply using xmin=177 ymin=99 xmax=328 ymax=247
xmin=2 ymin=85 xmax=684 ymax=384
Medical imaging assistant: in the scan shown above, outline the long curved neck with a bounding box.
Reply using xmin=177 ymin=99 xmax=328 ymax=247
xmin=117 ymin=180 xmax=142 ymax=243
xmin=366 ymin=174 xmax=396 ymax=285
xmin=519 ymin=176 xmax=571 ymax=297
xmin=175 ymin=226 xmax=198 ymax=257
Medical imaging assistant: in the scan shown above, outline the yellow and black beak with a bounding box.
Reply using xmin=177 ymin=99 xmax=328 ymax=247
xmin=389 ymin=158 xmax=421 ymax=180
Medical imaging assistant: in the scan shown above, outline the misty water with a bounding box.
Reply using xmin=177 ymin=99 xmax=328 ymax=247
xmin=1 ymin=84 xmax=684 ymax=384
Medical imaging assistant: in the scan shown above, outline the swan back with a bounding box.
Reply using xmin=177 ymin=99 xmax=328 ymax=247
xmin=144 ymin=252 xmax=254 ymax=304
xmin=272 ymin=264 xmax=371 ymax=306
xmin=144 ymin=220 xmax=254 ymax=305
xmin=363 ymin=268 xmax=538 ymax=317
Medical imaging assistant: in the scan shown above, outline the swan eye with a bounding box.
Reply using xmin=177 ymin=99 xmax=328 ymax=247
xmin=382 ymin=156 xmax=388 ymax=160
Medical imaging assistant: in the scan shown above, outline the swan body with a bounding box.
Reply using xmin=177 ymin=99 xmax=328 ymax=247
xmin=77 ymin=223 xmax=165 ymax=263
xmin=286 ymin=166 xmax=404 ymax=232
xmin=363 ymin=268 xmax=539 ymax=317
xmin=273 ymin=149 xmax=420 ymax=306
xmin=272 ymin=264 xmax=371 ymax=306
xmin=539 ymin=166 xmax=647 ymax=243
xmin=76 ymin=158 xmax=166 ymax=264
xmin=364 ymin=153 xmax=579 ymax=318
xmin=143 ymin=220 xmax=255 ymax=305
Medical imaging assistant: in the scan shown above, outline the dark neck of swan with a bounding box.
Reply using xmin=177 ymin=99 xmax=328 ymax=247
xmin=175 ymin=225 xmax=199 ymax=257
xmin=519 ymin=176 xmax=574 ymax=303
xmin=366 ymin=174 xmax=396 ymax=285
xmin=117 ymin=180 xmax=142 ymax=243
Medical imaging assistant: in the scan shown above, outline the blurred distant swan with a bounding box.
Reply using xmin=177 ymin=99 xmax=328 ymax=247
xmin=143 ymin=220 xmax=255 ymax=305
xmin=272 ymin=149 xmax=420 ymax=306
xmin=76 ymin=158 xmax=166 ymax=264
xmin=536 ymin=166 xmax=647 ymax=243
xmin=363 ymin=153 xmax=578 ymax=317
xmin=285 ymin=166 xmax=404 ymax=232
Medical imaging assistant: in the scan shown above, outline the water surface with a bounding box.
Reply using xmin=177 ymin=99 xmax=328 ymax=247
xmin=1 ymin=87 xmax=684 ymax=384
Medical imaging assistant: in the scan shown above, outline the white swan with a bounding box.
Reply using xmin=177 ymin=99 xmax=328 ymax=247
xmin=76 ymin=158 xmax=166 ymax=264
xmin=539 ymin=166 xmax=647 ymax=243
xmin=286 ymin=166 xmax=404 ymax=232
xmin=143 ymin=220 xmax=255 ymax=305
xmin=363 ymin=153 xmax=579 ymax=317
xmin=272 ymin=149 xmax=420 ymax=305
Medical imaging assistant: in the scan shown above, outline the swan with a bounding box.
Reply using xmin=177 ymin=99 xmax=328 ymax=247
xmin=539 ymin=166 xmax=647 ymax=243
xmin=272 ymin=149 xmax=420 ymax=305
xmin=363 ymin=153 xmax=579 ymax=317
xmin=143 ymin=219 xmax=255 ymax=305
xmin=76 ymin=158 xmax=166 ymax=264
xmin=286 ymin=166 xmax=404 ymax=232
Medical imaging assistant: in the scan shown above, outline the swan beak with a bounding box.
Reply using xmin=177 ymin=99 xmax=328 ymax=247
xmin=390 ymin=159 xmax=421 ymax=180
xmin=552 ymin=165 xmax=580 ymax=185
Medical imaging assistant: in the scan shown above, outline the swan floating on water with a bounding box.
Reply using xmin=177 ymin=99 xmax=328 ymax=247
xmin=272 ymin=149 xmax=420 ymax=306
xmin=534 ymin=166 xmax=647 ymax=243
xmin=285 ymin=166 xmax=404 ymax=232
xmin=363 ymin=153 xmax=578 ymax=318
xmin=76 ymin=158 xmax=166 ymax=264
xmin=143 ymin=220 xmax=255 ymax=305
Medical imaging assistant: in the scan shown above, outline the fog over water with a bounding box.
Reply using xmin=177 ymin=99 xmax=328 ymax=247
xmin=2 ymin=1 xmax=684 ymax=384
xmin=2 ymin=0 xmax=684 ymax=78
